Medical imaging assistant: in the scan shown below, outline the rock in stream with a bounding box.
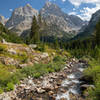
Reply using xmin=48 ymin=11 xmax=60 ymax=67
xmin=0 ymin=59 xmax=88 ymax=100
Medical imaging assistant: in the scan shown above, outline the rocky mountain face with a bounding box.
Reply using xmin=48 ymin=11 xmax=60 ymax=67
xmin=6 ymin=2 xmax=86 ymax=39
xmin=6 ymin=4 xmax=38 ymax=36
xmin=0 ymin=15 xmax=8 ymax=25
xmin=74 ymin=9 xmax=100 ymax=39
xmin=40 ymin=2 xmax=85 ymax=32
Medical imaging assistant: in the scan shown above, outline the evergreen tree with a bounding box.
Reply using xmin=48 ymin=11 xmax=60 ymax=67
xmin=38 ymin=13 xmax=42 ymax=27
xmin=30 ymin=16 xmax=40 ymax=44
xmin=94 ymin=20 xmax=100 ymax=46
xmin=54 ymin=37 xmax=59 ymax=49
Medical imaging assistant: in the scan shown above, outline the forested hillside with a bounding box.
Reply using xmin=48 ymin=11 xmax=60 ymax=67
xmin=0 ymin=22 xmax=23 ymax=43
xmin=65 ymin=19 xmax=100 ymax=100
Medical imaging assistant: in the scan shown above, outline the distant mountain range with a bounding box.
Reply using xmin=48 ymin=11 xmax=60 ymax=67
xmin=0 ymin=2 xmax=100 ymax=40
xmin=74 ymin=9 xmax=100 ymax=39
xmin=0 ymin=2 xmax=85 ymax=39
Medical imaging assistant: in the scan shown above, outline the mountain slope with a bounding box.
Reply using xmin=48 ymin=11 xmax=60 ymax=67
xmin=0 ymin=15 xmax=8 ymax=25
xmin=40 ymin=2 xmax=85 ymax=31
xmin=74 ymin=9 xmax=100 ymax=39
xmin=6 ymin=4 xmax=38 ymax=36
xmin=39 ymin=2 xmax=86 ymax=39
xmin=6 ymin=2 xmax=86 ymax=40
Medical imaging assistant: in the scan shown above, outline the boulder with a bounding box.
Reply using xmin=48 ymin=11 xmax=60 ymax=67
xmin=40 ymin=53 xmax=49 ymax=59
xmin=18 ymin=64 xmax=28 ymax=68
xmin=36 ymin=88 xmax=45 ymax=94
xmin=8 ymin=48 xmax=17 ymax=55
xmin=1 ymin=39 xmax=7 ymax=44
xmin=29 ymin=44 xmax=37 ymax=49
xmin=0 ymin=57 xmax=19 ymax=66
xmin=41 ymin=80 xmax=54 ymax=91
xmin=80 ymin=84 xmax=95 ymax=91
xmin=48 ymin=91 xmax=54 ymax=95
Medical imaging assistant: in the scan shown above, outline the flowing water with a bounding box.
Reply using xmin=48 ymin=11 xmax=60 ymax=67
xmin=56 ymin=62 xmax=86 ymax=100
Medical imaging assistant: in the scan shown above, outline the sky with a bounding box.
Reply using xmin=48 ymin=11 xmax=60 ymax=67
xmin=0 ymin=0 xmax=100 ymax=21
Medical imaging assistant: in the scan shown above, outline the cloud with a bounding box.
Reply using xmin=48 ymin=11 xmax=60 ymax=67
xmin=48 ymin=0 xmax=66 ymax=2
xmin=68 ymin=0 xmax=100 ymax=21
xmin=69 ymin=5 xmax=100 ymax=21
xmin=79 ymin=5 xmax=100 ymax=20
xmin=69 ymin=11 xmax=77 ymax=15
xmin=62 ymin=0 xmax=66 ymax=2
xmin=9 ymin=9 xmax=13 ymax=12
xmin=68 ymin=0 xmax=100 ymax=7
xmin=48 ymin=0 xmax=100 ymax=21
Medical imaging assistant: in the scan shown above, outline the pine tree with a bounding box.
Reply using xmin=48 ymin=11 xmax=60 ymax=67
xmin=38 ymin=13 xmax=42 ymax=27
xmin=54 ymin=37 xmax=59 ymax=49
xmin=94 ymin=20 xmax=100 ymax=46
xmin=30 ymin=16 xmax=40 ymax=44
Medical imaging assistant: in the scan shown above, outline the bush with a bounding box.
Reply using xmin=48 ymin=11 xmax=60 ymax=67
xmin=0 ymin=44 xmax=7 ymax=53
xmin=11 ymin=71 xmax=25 ymax=84
xmin=53 ymin=56 xmax=62 ymax=62
xmin=0 ymin=88 xmax=3 ymax=94
xmin=0 ymin=69 xmax=11 ymax=86
xmin=21 ymin=58 xmax=65 ymax=78
xmin=0 ymin=65 xmax=24 ymax=92
xmin=35 ymin=43 xmax=46 ymax=52
xmin=84 ymin=60 xmax=100 ymax=100
xmin=47 ymin=67 xmax=55 ymax=73
xmin=20 ymin=52 xmax=28 ymax=63
xmin=6 ymin=82 xmax=14 ymax=91
xmin=33 ymin=72 xmax=41 ymax=78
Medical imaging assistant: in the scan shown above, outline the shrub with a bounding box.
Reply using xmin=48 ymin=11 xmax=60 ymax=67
xmin=47 ymin=67 xmax=55 ymax=73
xmin=21 ymin=60 xmax=65 ymax=78
xmin=6 ymin=82 xmax=14 ymax=91
xmin=84 ymin=60 xmax=100 ymax=100
xmin=33 ymin=72 xmax=41 ymax=78
xmin=11 ymin=71 xmax=25 ymax=84
xmin=0 ymin=69 xmax=11 ymax=86
xmin=21 ymin=66 xmax=35 ymax=77
xmin=35 ymin=43 xmax=45 ymax=52
xmin=0 ymin=44 xmax=7 ymax=53
xmin=53 ymin=56 xmax=62 ymax=62
xmin=0 ymin=88 xmax=3 ymax=94
xmin=20 ymin=52 xmax=28 ymax=63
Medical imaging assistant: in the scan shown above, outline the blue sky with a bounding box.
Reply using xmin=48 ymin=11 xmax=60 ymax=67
xmin=0 ymin=0 xmax=100 ymax=21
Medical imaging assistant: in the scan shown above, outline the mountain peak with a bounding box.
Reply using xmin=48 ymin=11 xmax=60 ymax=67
xmin=0 ymin=15 xmax=7 ymax=25
xmin=40 ymin=1 xmax=62 ymax=17
xmin=24 ymin=3 xmax=32 ymax=8
xmin=45 ymin=1 xmax=52 ymax=7
xmin=44 ymin=1 xmax=59 ymax=9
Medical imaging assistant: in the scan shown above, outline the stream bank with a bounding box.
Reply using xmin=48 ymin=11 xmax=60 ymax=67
xmin=0 ymin=58 xmax=88 ymax=100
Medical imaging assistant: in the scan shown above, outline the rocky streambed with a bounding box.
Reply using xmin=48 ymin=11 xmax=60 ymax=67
xmin=0 ymin=58 xmax=88 ymax=100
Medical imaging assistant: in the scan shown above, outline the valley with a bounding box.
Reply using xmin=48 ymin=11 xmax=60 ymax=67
xmin=0 ymin=1 xmax=100 ymax=100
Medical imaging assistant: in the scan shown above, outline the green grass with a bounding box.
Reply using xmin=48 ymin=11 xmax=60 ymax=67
xmin=0 ymin=55 xmax=66 ymax=93
xmin=21 ymin=56 xmax=65 ymax=78
xmin=83 ymin=59 xmax=100 ymax=100
xmin=6 ymin=82 xmax=14 ymax=91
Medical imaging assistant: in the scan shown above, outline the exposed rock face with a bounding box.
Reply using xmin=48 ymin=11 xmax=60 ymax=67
xmin=86 ymin=9 xmax=100 ymax=34
xmin=74 ymin=9 xmax=100 ymax=39
xmin=38 ymin=2 xmax=86 ymax=39
xmin=69 ymin=15 xmax=87 ymax=28
xmin=6 ymin=4 xmax=38 ymax=36
xmin=40 ymin=2 xmax=85 ymax=32
xmin=0 ymin=15 xmax=8 ymax=25
xmin=6 ymin=2 xmax=86 ymax=39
